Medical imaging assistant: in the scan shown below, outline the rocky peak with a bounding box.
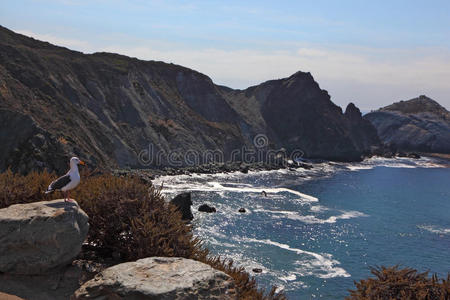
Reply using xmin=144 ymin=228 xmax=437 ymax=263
xmin=344 ymin=102 xmax=362 ymax=120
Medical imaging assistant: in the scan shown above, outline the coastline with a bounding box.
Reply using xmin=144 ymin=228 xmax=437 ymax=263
xmin=154 ymin=156 xmax=450 ymax=298
xmin=113 ymin=153 xmax=449 ymax=184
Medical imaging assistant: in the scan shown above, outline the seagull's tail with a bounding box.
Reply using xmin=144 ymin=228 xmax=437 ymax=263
xmin=45 ymin=189 xmax=54 ymax=194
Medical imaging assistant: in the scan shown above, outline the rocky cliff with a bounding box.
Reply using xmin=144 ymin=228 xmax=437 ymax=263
xmin=222 ymin=75 xmax=380 ymax=161
xmin=364 ymin=95 xmax=450 ymax=154
xmin=0 ymin=25 xmax=380 ymax=173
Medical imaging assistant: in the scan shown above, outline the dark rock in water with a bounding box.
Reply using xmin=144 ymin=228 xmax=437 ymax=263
xmin=396 ymin=151 xmax=420 ymax=159
xmin=238 ymin=208 xmax=246 ymax=213
xmin=170 ymin=193 xmax=193 ymax=220
xmin=198 ymin=204 xmax=216 ymax=213
xmin=252 ymin=268 xmax=263 ymax=273
xmin=397 ymin=151 xmax=407 ymax=157
xmin=240 ymin=164 xmax=249 ymax=174
xmin=408 ymin=152 xmax=421 ymax=159
xmin=298 ymin=163 xmax=314 ymax=169
xmin=365 ymin=96 xmax=450 ymax=154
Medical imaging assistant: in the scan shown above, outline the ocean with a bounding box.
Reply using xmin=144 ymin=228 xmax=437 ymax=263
xmin=153 ymin=157 xmax=450 ymax=299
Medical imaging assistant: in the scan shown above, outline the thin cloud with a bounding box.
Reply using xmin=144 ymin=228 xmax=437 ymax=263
xmin=15 ymin=29 xmax=450 ymax=110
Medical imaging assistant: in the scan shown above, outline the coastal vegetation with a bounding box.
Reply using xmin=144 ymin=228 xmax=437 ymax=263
xmin=347 ymin=266 xmax=450 ymax=299
xmin=0 ymin=169 xmax=285 ymax=299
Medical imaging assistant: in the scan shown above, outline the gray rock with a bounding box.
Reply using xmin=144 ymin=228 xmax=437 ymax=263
xmin=73 ymin=257 xmax=237 ymax=299
xmin=0 ymin=199 xmax=89 ymax=274
xmin=0 ymin=260 xmax=103 ymax=300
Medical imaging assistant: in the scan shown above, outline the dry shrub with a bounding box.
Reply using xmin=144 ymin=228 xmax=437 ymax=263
xmin=0 ymin=169 xmax=53 ymax=208
xmin=347 ymin=266 xmax=450 ymax=300
xmin=0 ymin=169 xmax=285 ymax=300
xmin=70 ymin=173 xmax=204 ymax=261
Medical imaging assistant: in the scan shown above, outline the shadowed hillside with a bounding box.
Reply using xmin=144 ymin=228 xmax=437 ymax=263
xmin=0 ymin=25 xmax=380 ymax=173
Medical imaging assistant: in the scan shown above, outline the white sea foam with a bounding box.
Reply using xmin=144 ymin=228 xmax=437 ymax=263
xmin=310 ymin=205 xmax=329 ymax=212
xmin=154 ymin=178 xmax=318 ymax=203
xmin=344 ymin=156 xmax=448 ymax=171
xmin=242 ymin=237 xmax=350 ymax=278
xmin=418 ymin=225 xmax=450 ymax=235
xmin=253 ymin=208 xmax=368 ymax=224
xmin=279 ymin=274 xmax=297 ymax=282
xmin=346 ymin=165 xmax=374 ymax=171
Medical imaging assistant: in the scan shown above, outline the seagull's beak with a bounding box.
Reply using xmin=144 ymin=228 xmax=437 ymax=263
xmin=79 ymin=160 xmax=86 ymax=166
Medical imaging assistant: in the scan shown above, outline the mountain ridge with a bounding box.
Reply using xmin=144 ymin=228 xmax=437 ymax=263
xmin=0 ymin=25 xmax=380 ymax=173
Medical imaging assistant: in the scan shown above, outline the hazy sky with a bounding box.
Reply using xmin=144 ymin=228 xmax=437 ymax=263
xmin=1 ymin=0 xmax=449 ymax=110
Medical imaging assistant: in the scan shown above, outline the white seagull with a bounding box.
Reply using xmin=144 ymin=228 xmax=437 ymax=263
xmin=46 ymin=157 xmax=85 ymax=202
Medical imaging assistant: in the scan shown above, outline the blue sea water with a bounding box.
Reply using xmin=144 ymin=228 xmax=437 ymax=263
xmin=154 ymin=157 xmax=450 ymax=299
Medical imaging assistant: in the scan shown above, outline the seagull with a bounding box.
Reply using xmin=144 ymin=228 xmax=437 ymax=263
xmin=46 ymin=157 xmax=85 ymax=202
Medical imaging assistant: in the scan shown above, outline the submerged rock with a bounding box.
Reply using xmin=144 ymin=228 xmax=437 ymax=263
xmin=170 ymin=192 xmax=193 ymax=220
xmin=198 ymin=204 xmax=216 ymax=213
xmin=252 ymin=268 xmax=263 ymax=273
xmin=0 ymin=199 xmax=89 ymax=275
xmin=73 ymin=257 xmax=237 ymax=299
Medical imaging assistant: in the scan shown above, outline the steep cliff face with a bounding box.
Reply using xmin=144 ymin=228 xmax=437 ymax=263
xmin=223 ymin=72 xmax=380 ymax=161
xmin=0 ymin=26 xmax=380 ymax=172
xmin=364 ymin=95 xmax=450 ymax=153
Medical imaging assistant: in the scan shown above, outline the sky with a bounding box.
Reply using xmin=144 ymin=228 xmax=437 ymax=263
xmin=1 ymin=0 xmax=449 ymax=110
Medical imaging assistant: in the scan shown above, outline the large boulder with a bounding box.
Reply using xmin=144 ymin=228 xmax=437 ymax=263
xmin=0 ymin=199 xmax=89 ymax=274
xmin=170 ymin=192 xmax=193 ymax=220
xmin=73 ymin=257 xmax=237 ymax=299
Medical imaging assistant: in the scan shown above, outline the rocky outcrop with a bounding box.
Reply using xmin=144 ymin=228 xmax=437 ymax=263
xmin=365 ymin=96 xmax=450 ymax=154
xmin=344 ymin=103 xmax=381 ymax=155
xmin=222 ymin=72 xmax=381 ymax=161
xmin=72 ymin=257 xmax=237 ymax=299
xmin=170 ymin=192 xmax=193 ymax=220
xmin=0 ymin=25 xmax=380 ymax=173
xmin=0 ymin=199 xmax=89 ymax=274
